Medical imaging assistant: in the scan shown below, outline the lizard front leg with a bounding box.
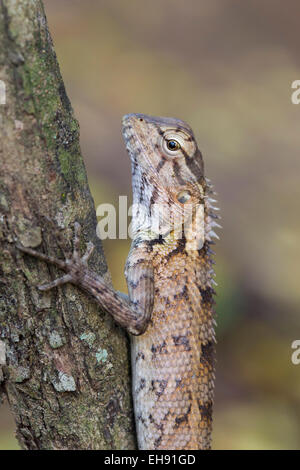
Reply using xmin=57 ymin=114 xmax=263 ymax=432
xmin=17 ymin=223 xmax=154 ymax=336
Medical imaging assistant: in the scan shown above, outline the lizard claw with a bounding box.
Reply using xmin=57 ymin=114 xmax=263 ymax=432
xmin=82 ymin=241 xmax=94 ymax=264
xmin=16 ymin=244 xmax=67 ymax=270
xmin=38 ymin=274 xmax=73 ymax=291
xmin=73 ymin=222 xmax=81 ymax=260
xmin=17 ymin=222 xmax=94 ymax=291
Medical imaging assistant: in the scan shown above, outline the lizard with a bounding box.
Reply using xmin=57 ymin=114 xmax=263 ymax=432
xmin=17 ymin=113 xmax=220 ymax=450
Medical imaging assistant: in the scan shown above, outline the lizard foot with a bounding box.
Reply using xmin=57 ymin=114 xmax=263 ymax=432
xmin=17 ymin=222 xmax=94 ymax=291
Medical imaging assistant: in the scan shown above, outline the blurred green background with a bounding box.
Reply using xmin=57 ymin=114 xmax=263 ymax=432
xmin=1 ymin=0 xmax=300 ymax=449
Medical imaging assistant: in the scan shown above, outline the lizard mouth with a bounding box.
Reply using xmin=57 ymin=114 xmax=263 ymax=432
xmin=122 ymin=114 xmax=146 ymax=164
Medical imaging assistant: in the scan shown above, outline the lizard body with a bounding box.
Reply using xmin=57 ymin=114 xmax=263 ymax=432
xmin=18 ymin=113 xmax=220 ymax=450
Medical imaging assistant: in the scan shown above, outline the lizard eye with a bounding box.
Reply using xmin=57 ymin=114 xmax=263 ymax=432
xmin=166 ymin=139 xmax=181 ymax=151
xmin=161 ymin=132 xmax=184 ymax=157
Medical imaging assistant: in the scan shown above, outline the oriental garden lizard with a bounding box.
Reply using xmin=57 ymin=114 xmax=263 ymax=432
xmin=18 ymin=113 xmax=220 ymax=450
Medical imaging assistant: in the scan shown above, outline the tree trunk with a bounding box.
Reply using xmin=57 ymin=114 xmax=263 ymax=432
xmin=0 ymin=0 xmax=136 ymax=450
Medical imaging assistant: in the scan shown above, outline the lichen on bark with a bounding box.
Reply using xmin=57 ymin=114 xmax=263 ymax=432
xmin=0 ymin=0 xmax=136 ymax=450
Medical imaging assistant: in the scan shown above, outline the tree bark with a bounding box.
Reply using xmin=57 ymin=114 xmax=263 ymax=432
xmin=0 ymin=0 xmax=136 ymax=450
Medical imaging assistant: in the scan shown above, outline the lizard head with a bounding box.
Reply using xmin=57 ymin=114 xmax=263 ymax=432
xmin=122 ymin=113 xmax=206 ymax=246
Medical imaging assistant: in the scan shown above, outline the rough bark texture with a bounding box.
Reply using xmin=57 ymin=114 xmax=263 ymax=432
xmin=0 ymin=0 xmax=136 ymax=450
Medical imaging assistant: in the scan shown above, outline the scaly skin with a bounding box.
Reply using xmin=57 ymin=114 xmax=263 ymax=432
xmin=131 ymin=240 xmax=215 ymax=449
xmin=17 ymin=113 xmax=220 ymax=450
